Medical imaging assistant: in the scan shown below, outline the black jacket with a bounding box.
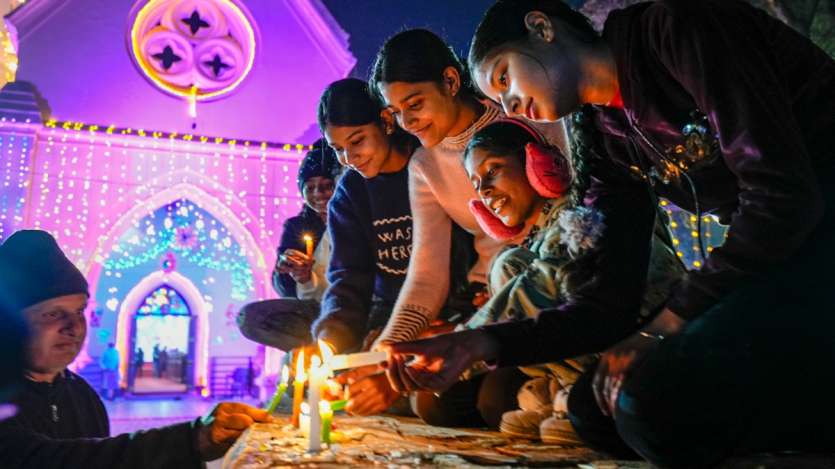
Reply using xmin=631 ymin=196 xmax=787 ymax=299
xmin=0 ymin=371 xmax=202 ymax=469
xmin=486 ymin=0 xmax=835 ymax=368
xmin=597 ymin=0 xmax=835 ymax=319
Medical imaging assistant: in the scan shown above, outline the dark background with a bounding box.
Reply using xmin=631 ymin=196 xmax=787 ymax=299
xmin=322 ymin=0 xmax=833 ymax=80
xmin=321 ymin=0 xmax=494 ymax=79
xmin=321 ymin=0 xmax=585 ymax=79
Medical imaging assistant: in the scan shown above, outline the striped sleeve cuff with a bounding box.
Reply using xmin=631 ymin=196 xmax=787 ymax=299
xmin=375 ymin=304 xmax=433 ymax=346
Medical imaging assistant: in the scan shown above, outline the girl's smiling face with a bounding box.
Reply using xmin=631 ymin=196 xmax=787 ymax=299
xmin=465 ymin=146 xmax=542 ymax=227
xmin=471 ymin=13 xmax=585 ymax=123
xmin=301 ymin=176 xmax=335 ymax=216
xmin=377 ymin=67 xmax=463 ymax=148
xmin=325 ymin=120 xmax=392 ymax=179
xmin=474 ymin=50 xmax=556 ymax=123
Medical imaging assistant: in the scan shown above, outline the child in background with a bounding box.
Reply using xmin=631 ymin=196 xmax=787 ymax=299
xmin=237 ymin=143 xmax=340 ymax=352
xmin=274 ymin=140 xmax=341 ymax=301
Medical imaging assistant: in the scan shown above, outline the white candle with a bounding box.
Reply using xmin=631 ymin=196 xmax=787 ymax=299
xmin=327 ymin=350 xmax=387 ymax=371
xmin=307 ymin=355 xmax=325 ymax=452
xmin=299 ymin=402 xmax=311 ymax=437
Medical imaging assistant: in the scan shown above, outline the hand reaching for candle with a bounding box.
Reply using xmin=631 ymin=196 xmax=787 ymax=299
xmin=277 ymin=249 xmax=313 ymax=284
xmin=196 ymin=402 xmax=272 ymax=461
xmin=335 ymin=365 xmax=400 ymax=416
xmin=381 ymin=329 xmax=500 ymax=394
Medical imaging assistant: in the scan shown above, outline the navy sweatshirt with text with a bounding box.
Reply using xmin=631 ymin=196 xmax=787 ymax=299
xmin=312 ymin=167 xmax=412 ymax=352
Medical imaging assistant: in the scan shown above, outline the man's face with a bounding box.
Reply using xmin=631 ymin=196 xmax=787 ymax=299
xmin=22 ymin=294 xmax=88 ymax=376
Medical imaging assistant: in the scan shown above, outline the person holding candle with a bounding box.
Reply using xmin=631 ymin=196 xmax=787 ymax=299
xmin=314 ymin=77 xmax=493 ymax=417
xmin=275 ymin=139 xmax=341 ymax=299
xmin=238 ymin=142 xmax=341 ymax=352
xmin=0 ymin=230 xmax=271 ymax=468
xmin=311 ymin=78 xmax=421 ymax=416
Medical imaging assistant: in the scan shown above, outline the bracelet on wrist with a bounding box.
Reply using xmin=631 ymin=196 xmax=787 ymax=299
xmin=638 ymin=330 xmax=665 ymax=341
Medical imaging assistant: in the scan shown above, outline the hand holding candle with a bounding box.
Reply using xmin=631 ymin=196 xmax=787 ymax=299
xmin=303 ymin=234 xmax=314 ymax=258
xmin=277 ymin=247 xmax=314 ymax=284
xmin=264 ymin=365 xmax=289 ymax=415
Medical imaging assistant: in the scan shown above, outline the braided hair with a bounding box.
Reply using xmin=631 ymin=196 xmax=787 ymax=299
xmin=567 ymin=105 xmax=596 ymax=207
xmin=557 ymin=105 xmax=600 ymax=298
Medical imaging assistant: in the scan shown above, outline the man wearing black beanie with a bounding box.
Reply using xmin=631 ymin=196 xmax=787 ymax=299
xmin=0 ymin=230 xmax=271 ymax=468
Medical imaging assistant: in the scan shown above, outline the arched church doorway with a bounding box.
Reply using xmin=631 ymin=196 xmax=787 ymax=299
xmin=129 ymin=284 xmax=194 ymax=394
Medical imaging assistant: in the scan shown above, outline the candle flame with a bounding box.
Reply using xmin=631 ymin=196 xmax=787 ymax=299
xmin=319 ymin=400 xmax=332 ymax=413
xmin=325 ymin=379 xmax=341 ymax=397
xmin=280 ymin=364 xmax=289 ymax=384
xmin=295 ymin=349 xmax=306 ymax=382
xmin=318 ymin=340 xmax=334 ymax=363
xmin=303 ymin=234 xmax=313 ymax=242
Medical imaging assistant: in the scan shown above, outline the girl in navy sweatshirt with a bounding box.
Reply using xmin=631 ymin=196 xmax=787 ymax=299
xmin=313 ymin=78 xmax=419 ymax=415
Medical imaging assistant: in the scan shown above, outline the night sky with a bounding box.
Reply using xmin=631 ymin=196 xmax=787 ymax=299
xmin=321 ymin=0 xmax=504 ymax=79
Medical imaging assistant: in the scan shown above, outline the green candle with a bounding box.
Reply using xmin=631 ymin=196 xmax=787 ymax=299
xmin=319 ymin=400 xmax=333 ymax=444
xmin=265 ymin=365 xmax=289 ymax=414
xmin=329 ymin=399 xmax=347 ymax=412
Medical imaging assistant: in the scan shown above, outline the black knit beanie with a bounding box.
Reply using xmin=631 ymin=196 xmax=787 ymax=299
xmin=297 ymin=138 xmax=341 ymax=191
xmin=0 ymin=230 xmax=89 ymax=312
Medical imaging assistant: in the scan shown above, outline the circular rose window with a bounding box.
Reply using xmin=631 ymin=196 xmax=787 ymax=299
xmin=128 ymin=0 xmax=257 ymax=102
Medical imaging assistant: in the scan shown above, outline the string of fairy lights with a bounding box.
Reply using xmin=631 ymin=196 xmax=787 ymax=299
xmin=0 ymin=116 xmax=309 ymax=294
xmin=102 ymin=200 xmax=254 ymax=301
xmin=44 ymin=119 xmax=315 ymax=153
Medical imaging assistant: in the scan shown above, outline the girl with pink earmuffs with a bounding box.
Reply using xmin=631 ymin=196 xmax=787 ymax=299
xmin=456 ymin=117 xmax=683 ymax=443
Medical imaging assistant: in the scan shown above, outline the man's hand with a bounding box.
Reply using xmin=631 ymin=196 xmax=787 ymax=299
xmin=381 ymin=329 xmax=499 ymax=394
xmin=334 ymin=365 xmax=400 ymax=416
xmin=277 ymin=249 xmax=314 ymax=284
xmin=196 ymin=402 xmax=272 ymax=461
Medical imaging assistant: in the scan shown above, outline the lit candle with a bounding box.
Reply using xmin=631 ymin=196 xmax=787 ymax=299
xmin=291 ymin=350 xmax=306 ymax=427
xmin=327 ymin=350 xmax=387 ymax=371
xmin=303 ymin=234 xmax=314 ymax=258
xmin=319 ymin=400 xmax=333 ymax=444
xmin=264 ymin=365 xmax=289 ymax=414
xmin=307 ymin=354 xmax=324 ymax=452
xmin=324 ymin=378 xmax=342 ymax=400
